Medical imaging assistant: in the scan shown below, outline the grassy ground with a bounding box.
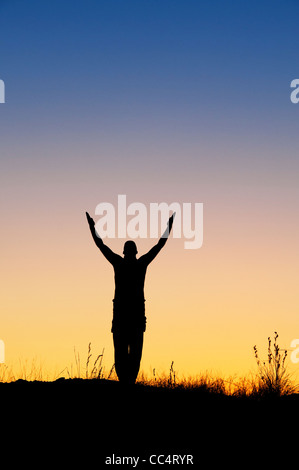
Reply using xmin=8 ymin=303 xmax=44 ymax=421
xmin=1 ymin=334 xmax=298 ymax=468
xmin=1 ymin=375 xmax=298 ymax=465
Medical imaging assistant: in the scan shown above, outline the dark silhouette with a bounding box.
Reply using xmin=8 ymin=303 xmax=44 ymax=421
xmin=86 ymin=211 xmax=175 ymax=384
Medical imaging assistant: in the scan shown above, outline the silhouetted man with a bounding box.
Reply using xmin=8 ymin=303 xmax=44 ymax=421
xmin=86 ymin=211 xmax=175 ymax=384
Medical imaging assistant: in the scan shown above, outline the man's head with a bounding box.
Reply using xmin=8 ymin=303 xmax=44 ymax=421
xmin=123 ymin=240 xmax=138 ymax=257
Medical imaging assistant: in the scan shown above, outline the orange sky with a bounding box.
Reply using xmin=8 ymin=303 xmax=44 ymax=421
xmin=1 ymin=162 xmax=298 ymax=382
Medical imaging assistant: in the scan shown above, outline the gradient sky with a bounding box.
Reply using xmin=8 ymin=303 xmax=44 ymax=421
xmin=1 ymin=0 xmax=299 ymax=381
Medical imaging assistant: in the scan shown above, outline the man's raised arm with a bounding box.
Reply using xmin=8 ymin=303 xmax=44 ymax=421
xmin=86 ymin=212 xmax=120 ymax=265
xmin=140 ymin=213 xmax=175 ymax=266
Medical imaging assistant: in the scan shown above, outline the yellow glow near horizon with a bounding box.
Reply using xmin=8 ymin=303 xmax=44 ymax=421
xmin=2 ymin=189 xmax=299 ymax=384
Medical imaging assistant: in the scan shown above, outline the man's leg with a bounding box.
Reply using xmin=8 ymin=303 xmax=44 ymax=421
xmin=128 ymin=330 xmax=144 ymax=384
xmin=113 ymin=331 xmax=129 ymax=383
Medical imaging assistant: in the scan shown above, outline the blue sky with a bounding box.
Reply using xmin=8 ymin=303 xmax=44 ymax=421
xmin=1 ymin=0 xmax=298 ymax=207
xmin=1 ymin=0 xmax=298 ymax=199
xmin=1 ymin=0 xmax=298 ymax=143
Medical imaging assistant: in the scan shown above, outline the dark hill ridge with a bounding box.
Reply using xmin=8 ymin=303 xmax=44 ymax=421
xmin=1 ymin=378 xmax=298 ymax=467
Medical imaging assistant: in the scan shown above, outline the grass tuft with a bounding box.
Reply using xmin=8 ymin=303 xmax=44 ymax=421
xmin=253 ymin=331 xmax=298 ymax=397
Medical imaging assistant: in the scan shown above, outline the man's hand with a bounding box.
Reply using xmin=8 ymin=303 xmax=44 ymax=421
xmin=160 ymin=212 xmax=176 ymax=239
xmin=86 ymin=211 xmax=95 ymax=228
xmin=168 ymin=212 xmax=176 ymax=232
